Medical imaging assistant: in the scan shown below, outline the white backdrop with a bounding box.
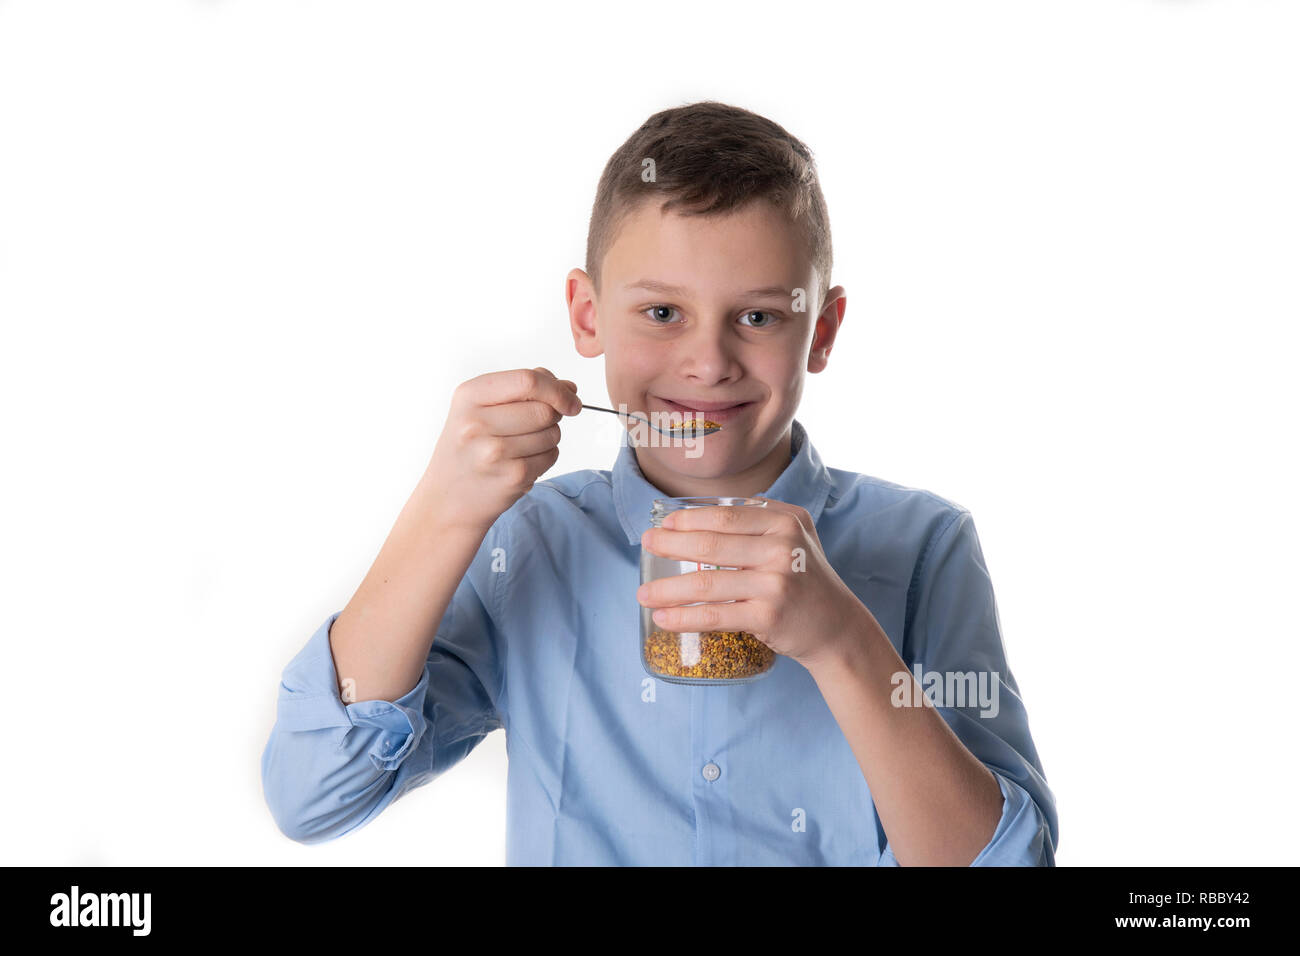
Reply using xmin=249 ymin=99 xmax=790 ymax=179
xmin=2 ymin=0 xmax=1295 ymax=866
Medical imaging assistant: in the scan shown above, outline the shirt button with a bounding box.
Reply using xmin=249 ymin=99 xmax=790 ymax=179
xmin=702 ymin=761 xmax=721 ymax=781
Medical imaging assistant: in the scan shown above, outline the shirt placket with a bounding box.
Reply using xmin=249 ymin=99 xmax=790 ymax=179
xmin=689 ymin=678 xmax=739 ymax=865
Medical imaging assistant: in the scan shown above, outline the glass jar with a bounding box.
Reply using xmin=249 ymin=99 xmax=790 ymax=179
xmin=639 ymin=496 xmax=777 ymax=685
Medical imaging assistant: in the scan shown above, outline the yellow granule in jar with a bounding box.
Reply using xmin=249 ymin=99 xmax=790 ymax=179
xmin=643 ymin=627 xmax=775 ymax=680
xmin=667 ymin=419 xmax=721 ymax=431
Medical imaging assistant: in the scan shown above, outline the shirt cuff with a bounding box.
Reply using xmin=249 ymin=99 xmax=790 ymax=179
xmin=967 ymin=768 xmax=1054 ymax=866
xmin=876 ymin=769 xmax=1053 ymax=866
xmin=350 ymin=670 xmax=430 ymax=771
xmin=274 ymin=611 xmax=432 ymax=772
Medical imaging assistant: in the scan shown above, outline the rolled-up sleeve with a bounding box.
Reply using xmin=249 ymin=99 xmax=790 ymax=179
xmin=878 ymin=508 xmax=1058 ymax=867
xmin=261 ymin=512 xmax=511 ymax=844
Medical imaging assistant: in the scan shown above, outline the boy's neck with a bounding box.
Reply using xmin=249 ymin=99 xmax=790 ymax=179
xmin=633 ymin=424 xmax=794 ymax=500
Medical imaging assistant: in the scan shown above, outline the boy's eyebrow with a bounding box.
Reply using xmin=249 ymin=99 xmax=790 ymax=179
xmin=626 ymin=279 xmax=793 ymax=300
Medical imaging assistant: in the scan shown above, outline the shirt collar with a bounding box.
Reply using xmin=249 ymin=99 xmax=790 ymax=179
xmin=611 ymin=416 xmax=834 ymax=546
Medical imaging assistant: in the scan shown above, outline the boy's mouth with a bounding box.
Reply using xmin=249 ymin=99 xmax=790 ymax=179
xmin=653 ymin=396 xmax=756 ymax=424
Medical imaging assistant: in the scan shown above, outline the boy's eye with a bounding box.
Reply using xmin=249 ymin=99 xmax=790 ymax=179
xmin=739 ymin=310 xmax=779 ymax=328
xmin=645 ymin=305 xmax=681 ymax=323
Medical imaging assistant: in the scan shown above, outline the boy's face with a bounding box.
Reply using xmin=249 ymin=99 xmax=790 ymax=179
xmin=567 ymin=197 xmax=844 ymax=497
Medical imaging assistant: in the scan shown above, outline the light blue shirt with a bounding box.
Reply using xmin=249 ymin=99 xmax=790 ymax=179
xmin=261 ymin=418 xmax=1057 ymax=865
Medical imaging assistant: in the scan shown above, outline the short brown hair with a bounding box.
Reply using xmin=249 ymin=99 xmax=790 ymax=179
xmin=585 ymin=100 xmax=833 ymax=312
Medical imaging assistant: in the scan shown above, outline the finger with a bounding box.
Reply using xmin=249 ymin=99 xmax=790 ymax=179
xmin=477 ymin=399 xmax=565 ymax=437
xmin=641 ymin=524 xmax=783 ymax=570
xmin=657 ymin=500 xmax=782 ymax=535
xmin=639 ymin=566 xmax=771 ymax=609
xmin=515 ymin=443 xmax=562 ymax=477
xmin=461 ymin=367 xmax=581 ymax=418
xmin=530 ymin=367 xmax=583 ymax=416
xmin=558 ymin=379 xmax=582 ymax=413
xmin=748 ymin=496 xmax=814 ymax=533
xmin=647 ymin=597 xmax=765 ymax=637
xmin=496 ymin=424 xmax=564 ymax=460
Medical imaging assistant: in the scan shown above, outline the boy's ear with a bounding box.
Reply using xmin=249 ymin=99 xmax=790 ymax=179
xmin=808 ymin=284 xmax=846 ymax=373
xmin=567 ymin=267 xmax=604 ymax=358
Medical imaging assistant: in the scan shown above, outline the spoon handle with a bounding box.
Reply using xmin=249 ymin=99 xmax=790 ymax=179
xmin=579 ymin=403 xmax=651 ymax=427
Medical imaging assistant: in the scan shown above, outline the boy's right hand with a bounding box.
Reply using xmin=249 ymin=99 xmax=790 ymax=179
xmin=422 ymin=367 xmax=582 ymax=531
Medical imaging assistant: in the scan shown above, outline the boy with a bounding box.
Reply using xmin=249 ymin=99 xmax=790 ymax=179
xmin=261 ymin=101 xmax=1058 ymax=865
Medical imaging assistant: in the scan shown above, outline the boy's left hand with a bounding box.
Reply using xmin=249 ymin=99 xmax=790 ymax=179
xmin=636 ymin=497 xmax=879 ymax=672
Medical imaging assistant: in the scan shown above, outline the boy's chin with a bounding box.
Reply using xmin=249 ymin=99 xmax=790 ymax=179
xmin=639 ymin=435 xmax=743 ymax=470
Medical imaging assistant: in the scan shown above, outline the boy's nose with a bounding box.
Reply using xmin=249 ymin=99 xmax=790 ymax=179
xmin=674 ymin=347 xmax=742 ymax=383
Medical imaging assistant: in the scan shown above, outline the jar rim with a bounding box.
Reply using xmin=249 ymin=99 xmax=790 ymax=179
xmin=650 ymin=496 xmax=769 ymax=514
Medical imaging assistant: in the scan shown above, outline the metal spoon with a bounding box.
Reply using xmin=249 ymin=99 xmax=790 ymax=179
xmin=578 ymin=403 xmax=724 ymax=437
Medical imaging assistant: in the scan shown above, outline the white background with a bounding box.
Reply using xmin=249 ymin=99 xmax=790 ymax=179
xmin=2 ymin=0 xmax=1296 ymax=866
